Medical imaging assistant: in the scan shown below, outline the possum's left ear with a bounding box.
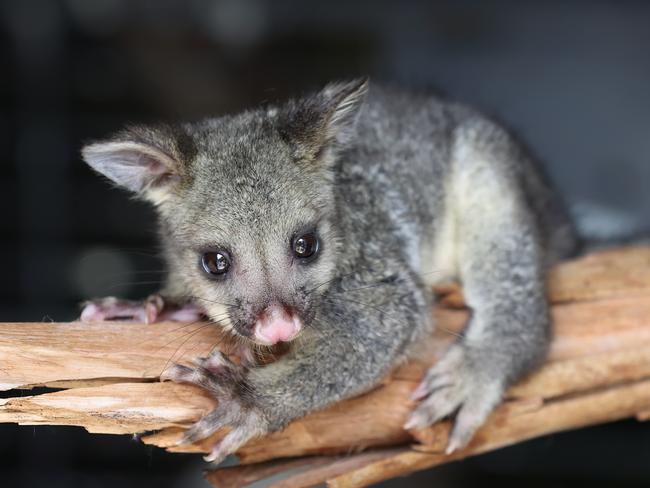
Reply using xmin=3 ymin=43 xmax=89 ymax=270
xmin=279 ymin=78 xmax=369 ymax=162
xmin=82 ymin=125 xmax=191 ymax=205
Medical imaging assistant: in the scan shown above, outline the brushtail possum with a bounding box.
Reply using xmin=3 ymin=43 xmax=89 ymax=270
xmin=80 ymin=79 xmax=579 ymax=462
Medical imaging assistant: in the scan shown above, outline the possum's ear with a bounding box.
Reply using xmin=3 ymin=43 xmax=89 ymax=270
xmin=280 ymin=78 xmax=369 ymax=162
xmin=82 ymin=126 xmax=190 ymax=205
xmin=318 ymin=77 xmax=369 ymax=146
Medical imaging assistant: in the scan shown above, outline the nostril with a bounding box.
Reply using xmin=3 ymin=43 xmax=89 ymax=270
xmin=253 ymin=302 xmax=303 ymax=345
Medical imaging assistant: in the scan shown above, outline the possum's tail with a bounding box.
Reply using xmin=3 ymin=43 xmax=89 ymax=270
xmin=570 ymin=200 xmax=650 ymax=251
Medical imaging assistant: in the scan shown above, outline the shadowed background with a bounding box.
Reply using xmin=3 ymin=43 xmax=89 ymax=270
xmin=2 ymin=0 xmax=650 ymax=486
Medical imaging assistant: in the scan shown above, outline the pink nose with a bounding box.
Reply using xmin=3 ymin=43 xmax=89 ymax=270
xmin=253 ymin=303 xmax=302 ymax=345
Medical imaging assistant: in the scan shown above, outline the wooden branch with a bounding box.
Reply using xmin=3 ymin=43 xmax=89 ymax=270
xmin=0 ymin=246 xmax=649 ymax=487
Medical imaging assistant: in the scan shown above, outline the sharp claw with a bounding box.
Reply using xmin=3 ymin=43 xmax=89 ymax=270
xmin=145 ymin=304 xmax=157 ymax=324
xmin=160 ymin=364 xmax=191 ymax=382
xmin=144 ymin=295 xmax=164 ymax=324
xmin=80 ymin=303 xmax=100 ymax=322
xmin=404 ymin=413 xmax=423 ymax=430
xmin=203 ymin=444 xmax=225 ymax=463
xmin=445 ymin=437 xmax=461 ymax=455
xmin=446 ymin=422 xmax=474 ymax=455
xmin=203 ymin=453 xmax=217 ymax=463
xmin=410 ymin=382 xmax=429 ymax=401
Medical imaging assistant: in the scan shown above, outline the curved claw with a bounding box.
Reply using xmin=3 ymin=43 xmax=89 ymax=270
xmin=160 ymin=364 xmax=195 ymax=383
xmin=144 ymin=294 xmax=165 ymax=324
xmin=406 ymin=344 xmax=505 ymax=453
xmin=161 ymin=350 xmax=268 ymax=464
xmin=444 ymin=384 xmax=503 ymax=454
xmin=405 ymin=383 xmax=459 ymax=430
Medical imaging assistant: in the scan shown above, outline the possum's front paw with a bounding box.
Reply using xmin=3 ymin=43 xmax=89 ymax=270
xmin=80 ymin=294 xmax=205 ymax=324
xmin=161 ymin=351 xmax=269 ymax=464
xmin=405 ymin=344 xmax=505 ymax=454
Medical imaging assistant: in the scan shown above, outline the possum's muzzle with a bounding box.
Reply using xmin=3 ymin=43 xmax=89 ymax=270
xmin=251 ymin=302 xmax=302 ymax=345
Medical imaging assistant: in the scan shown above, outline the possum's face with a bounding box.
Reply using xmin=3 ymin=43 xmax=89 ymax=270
xmin=82 ymin=79 xmax=367 ymax=345
xmin=162 ymin=130 xmax=343 ymax=345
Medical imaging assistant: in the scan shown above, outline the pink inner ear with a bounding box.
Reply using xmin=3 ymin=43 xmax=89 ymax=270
xmin=145 ymin=157 xmax=167 ymax=174
xmin=83 ymin=141 xmax=180 ymax=194
xmin=141 ymin=154 xmax=179 ymax=186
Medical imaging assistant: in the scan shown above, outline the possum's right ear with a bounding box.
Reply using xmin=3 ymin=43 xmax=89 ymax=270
xmin=279 ymin=78 xmax=369 ymax=163
xmin=318 ymin=78 xmax=369 ymax=147
xmin=82 ymin=126 xmax=190 ymax=205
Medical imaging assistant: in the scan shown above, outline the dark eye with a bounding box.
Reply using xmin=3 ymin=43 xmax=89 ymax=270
xmin=201 ymin=251 xmax=231 ymax=276
xmin=293 ymin=232 xmax=320 ymax=261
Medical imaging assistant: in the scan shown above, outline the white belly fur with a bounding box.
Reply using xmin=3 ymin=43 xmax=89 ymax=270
xmin=419 ymin=188 xmax=459 ymax=288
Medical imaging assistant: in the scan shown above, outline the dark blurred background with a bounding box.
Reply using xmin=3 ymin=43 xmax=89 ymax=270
xmin=2 ymin=0 xmax=650 ymax=486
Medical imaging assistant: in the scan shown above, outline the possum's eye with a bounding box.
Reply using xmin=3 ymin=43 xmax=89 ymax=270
xmin=293 ymin=232 xmax=320 ymax=262
xmin=201 ymin=251 xmax=231 ymax=276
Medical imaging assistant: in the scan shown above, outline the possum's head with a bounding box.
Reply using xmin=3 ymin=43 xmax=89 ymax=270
xmin=82 ymin=79 xmax=367 ymax=345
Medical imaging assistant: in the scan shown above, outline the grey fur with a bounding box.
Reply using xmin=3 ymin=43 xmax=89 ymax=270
xmin=82 ymin=79 xmax=579 ymax=461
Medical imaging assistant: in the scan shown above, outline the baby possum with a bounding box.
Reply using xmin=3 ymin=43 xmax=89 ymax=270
xmin=81 ymin=79 xmax=579 ymax=462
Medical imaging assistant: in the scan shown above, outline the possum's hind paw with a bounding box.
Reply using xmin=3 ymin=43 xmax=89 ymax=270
xmin=80 ymin=294 xmax=205 ymax=324
xmin=405 ymin=344 xmax=504 ymax=454
xmin=161 ymin=351 xmax=268 ymax=464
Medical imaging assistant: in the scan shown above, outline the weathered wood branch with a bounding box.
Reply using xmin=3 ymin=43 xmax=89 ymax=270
xmin=1 ymin=247 xmax=649 ymax=487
